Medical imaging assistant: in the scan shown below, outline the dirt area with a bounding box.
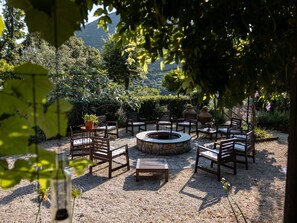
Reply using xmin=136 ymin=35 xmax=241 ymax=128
xmin=0 ymin=126 xmax=288 ymax=223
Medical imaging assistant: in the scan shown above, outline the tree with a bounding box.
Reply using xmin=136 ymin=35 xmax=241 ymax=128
xmin=0 ymin=0 xmax=26 ymax=63
xmin=162 ymin=69 xmax=185 ymax=94
xmin=100 ymin=34 xmax=145 ymax=90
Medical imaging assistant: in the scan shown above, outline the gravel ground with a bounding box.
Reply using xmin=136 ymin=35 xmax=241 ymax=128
xmin=0 ymin=127 xmax=287 ymax=223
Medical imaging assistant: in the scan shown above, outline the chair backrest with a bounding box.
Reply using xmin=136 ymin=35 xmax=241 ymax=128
xmin=98 ymin=115 xmax=107 ymax=126
xmin=245 ymin=130 xmax=254 ymax=150
xmin=230 ymin=118 xmax=242 ymax=129
xmin=219 ymin=138 xmax=235 ymax=158
xmin=127 ymin=112 xmax=140 ymax=122
xmin=92 ymin=137 xmax=110 ymax=157
xmin=158 ymin=112 xmax=171 ymax=121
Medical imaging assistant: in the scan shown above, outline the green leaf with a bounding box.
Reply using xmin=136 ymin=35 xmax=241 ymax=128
xmin=0 ymin=91 xmax=29 ymax=115
xmin=0 ymin=16 xmax=4 ymax=36
xmin=0 ymin=170 xmax=22 ymax=189
xmin=94 ymin=8 xmax=104 ymax=16
xmin=0 ymin=116 xmax=34 ymax=155
xmin=33 ymin=99 xmax=72 ymax=138
xmin=69 ymin=158 xmax=94 ymax=176
xmin=9 ymin=0 xmax=82 ymax=47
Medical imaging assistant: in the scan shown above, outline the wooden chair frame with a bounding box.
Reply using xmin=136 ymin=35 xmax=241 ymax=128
xmin=97 ymin=115 xmax=119 ymax=138
xmin=176 ymin=113 xmax=198 ymax=136
xmin=156 ymin=111 xmax=173 ymax=131
xmin=232 ymin=130 xmax=255 ymax=170
xmin=126 ymin=112 xmax=147 ymax=136
xmin=215 ymin=117 xmax=243 ymax=140
xmin=69 ymin=126 xmax=93 ymax=159
xmin=89 ymin=137 xmax=130 ymax=178
xmin=194 ymin=138 xmax=236 ymax=181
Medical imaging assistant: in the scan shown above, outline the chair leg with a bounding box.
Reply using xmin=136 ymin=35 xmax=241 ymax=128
xmin=108 ymin=159 xmax=112 ymax=178
xmin=131 ymin=125 xmax=134 ymax=136
xmin=234 ymin=159 xmax=237 ymax=175
xmin=210 ymin=161 xmax=214 ymax=168
xmin=126 ymin=152 xmax=130 ymax=171
xmin=245 ymin=153 xmax=248 ymax=170
xmin=195 ymin=150 xmax=200 ymax=173
xmin=217 ymin=163 xmax=221 ymax=182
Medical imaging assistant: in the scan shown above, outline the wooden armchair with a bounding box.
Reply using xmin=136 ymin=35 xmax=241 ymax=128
xmin=126 ymin=112 xmax=147 ymax=136
xmin=89 ymin=137 xmax=130 ymax=178
xmin=69 ymin=126 xmax=93 ymax=159
xmin=194 ymin=138 xmax=236 ymax=181
xmin=96 ymin=115 xmax=119 ymax=138
xmin=176 ymin=113 xmax=198 ymax=136
xmin=215 ymin=117 xmax=243 ymax=140
xmin=156 ymin=112 xmax=173 ymax=131
xmin=232 ymin=130 xmax=255 ymax=170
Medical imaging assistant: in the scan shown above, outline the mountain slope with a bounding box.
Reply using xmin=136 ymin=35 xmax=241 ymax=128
xmin=75 ymin=12 xmax=176 ymax=95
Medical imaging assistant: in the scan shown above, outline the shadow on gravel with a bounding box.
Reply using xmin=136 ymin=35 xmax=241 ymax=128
xmin=0 ymin=184 xmax=34 ymax=205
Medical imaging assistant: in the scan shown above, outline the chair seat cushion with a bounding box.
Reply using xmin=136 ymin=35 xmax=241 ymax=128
xmin=217 ymin=128 xmax=228 ymax=134
xmin=97 ymin=126 xmax=117 ymax=131
xmin=111 ymin=147 xmax=126 ymax=156
xmin=158 ymin=121 xmax=171 ymax=125
xmin=233 ymin=134 xmax=247 ymax=141
xmin=73 ymin=138 xmax=92 ymax=146
xmin=229 ymin=129 xmax=242 ymax=134
xmin=200 ymin=150 xmax=218 ymax=161
xmin=234 ymin=143 xmax=246 ymax=152
xmin=128 ymin=122 xmax=145 ymax=126
xmin=178 ymin=121 xmax=196 ymax=126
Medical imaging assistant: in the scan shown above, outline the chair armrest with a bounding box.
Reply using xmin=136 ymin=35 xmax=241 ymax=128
xmin=198 ymin=145 xmax=219 ymax=154
xmin=110 ymin=144 xmax=128 ymax=152
xmin=106 ymin=121 xmax=118 ymax=126
xmin=216 ymin=124 xmax=231 ymax=129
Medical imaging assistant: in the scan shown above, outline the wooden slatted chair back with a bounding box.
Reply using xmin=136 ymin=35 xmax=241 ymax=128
xmin=219 ymin=138 xmax=235 ymax=159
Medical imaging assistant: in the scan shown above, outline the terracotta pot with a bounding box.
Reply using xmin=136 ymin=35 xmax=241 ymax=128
xmin=182 ymin=107 xmax=197 ymax=118
xmin=85 ymin=121 xmax=94 ymax=130
xmin=198 ymin=110 xmax=212 ymax=125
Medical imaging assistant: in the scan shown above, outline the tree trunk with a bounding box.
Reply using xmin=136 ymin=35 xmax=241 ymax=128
xmin=284 ymin=2 xmax=297 ymax=221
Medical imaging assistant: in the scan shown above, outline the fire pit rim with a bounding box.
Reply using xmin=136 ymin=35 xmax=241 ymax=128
xmin=136 ymin=130 xmax=191 ymax=144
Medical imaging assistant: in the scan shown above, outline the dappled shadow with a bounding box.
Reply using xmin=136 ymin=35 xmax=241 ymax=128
xmin=123 ymin=172 xmax=167 ymax=191
xmin=179 ymin=139 xmax=287 ymax=221
xmin=0 ymin=184 xmax=34 ymax=205
xmin=72 ymin=173 xmax=107 ymax=193
xmin=179 ymin=172 xmax=226 ymax=211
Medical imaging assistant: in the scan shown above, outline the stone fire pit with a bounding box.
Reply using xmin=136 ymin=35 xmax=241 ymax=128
xmin=136 ymin=130 xmax=192 ymax=155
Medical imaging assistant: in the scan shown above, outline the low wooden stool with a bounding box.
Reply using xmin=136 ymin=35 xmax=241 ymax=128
xmin=136 ymin=158 xmax=169 ymax=182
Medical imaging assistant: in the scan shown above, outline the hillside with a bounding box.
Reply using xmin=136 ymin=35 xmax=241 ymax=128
xmin=75 ymin=12 xmax=176 ymax=95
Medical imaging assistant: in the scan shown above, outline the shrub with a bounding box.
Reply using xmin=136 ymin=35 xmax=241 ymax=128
xmin=209 ymin=109 xmax=226 ymax=125
xmin=138 ymin=95 xmax=194 ymax=120
xmin=256 ymin=110 xmax=289 ymax=132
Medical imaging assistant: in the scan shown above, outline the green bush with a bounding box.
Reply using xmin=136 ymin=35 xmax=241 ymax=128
xmin=256 ymin=110 xmax=289 ymax=132
xmin=138 ymin=95 xmax=194 ymax=120
xmin=209 ymin=109 xmax=226 ymax=125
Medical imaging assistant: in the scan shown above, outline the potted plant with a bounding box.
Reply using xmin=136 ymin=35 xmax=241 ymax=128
xmin=83 ymin=114 xmax=98 ymax=130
